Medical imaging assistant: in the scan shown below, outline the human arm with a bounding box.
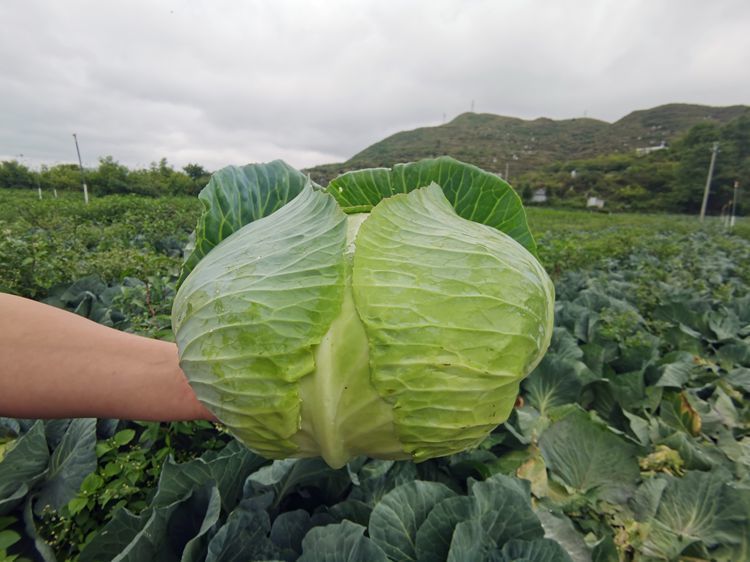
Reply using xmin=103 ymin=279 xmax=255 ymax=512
xmin=0 ymin=293 xmax=215 ymax=421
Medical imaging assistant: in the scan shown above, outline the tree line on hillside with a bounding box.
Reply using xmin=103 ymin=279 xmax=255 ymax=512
xmin=0 ymin=157 xmax=212 ymax=197
xmin=514 ymin=116 xmax=749 ymax=214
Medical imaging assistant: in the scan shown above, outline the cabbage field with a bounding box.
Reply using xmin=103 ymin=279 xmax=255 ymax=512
xmin=1 ymin=171 xmax=749 ymax=562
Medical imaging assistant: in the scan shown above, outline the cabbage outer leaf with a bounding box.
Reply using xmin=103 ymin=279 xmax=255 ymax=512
xmin=327 ymin=156 xmax=537 ymax=256
xmin=179 ymin=160 xmax=314 ymax=285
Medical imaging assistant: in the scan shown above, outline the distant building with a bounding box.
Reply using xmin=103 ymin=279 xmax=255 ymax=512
xmin=570 ymin=169 xmax=577 ymax=179
xmin=636 ymin=141 xmax=667 ymax=156
xmin=587 ymin=196 xmax=605 ymax=209
xmin=530 ymin=189 xmax=547 ymax=203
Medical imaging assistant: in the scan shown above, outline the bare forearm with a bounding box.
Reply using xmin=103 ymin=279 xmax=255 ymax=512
xmin=0 ymin=293 xmax=214 ymax=421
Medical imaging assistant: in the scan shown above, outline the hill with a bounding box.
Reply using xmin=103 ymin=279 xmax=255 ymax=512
xmin=306 ymin=103 xmax=749 ymax=183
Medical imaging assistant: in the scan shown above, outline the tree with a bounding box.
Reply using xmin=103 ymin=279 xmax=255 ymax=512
xmin=669 ymin=118 xmax=750 ymax=214
xmin=41 ymin=164 xmax=80 ymax=192
xmin=183 ymin=163 xmax=209 ymax=181
xmin=0 ymin=160 xmax=35 ymax=189
xmin=90 ymin=156 xmax=129 ymax=195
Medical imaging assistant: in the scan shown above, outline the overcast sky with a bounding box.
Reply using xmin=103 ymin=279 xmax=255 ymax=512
xmin=1 ymin=0 xmax=748 ymax=171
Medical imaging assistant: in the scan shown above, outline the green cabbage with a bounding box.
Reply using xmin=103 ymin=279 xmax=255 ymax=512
xmin=172 ymin=157 xmax=554 ymax=468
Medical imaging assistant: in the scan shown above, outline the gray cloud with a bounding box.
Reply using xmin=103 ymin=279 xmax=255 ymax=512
xmin=1 ymin=0 xmax=748 ymax=171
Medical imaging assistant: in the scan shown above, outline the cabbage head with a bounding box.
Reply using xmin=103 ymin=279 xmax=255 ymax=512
xmin=172 ymin=157 xmax=554 ymax=468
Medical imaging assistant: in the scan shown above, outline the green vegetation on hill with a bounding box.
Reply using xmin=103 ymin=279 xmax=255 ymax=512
xmin=612 ymin=103 xmax=749 ymax=143
xmin=307 ymin=105 xmax=749 ymax=215
xmin=309 ymin=113 xmax=611 ymax=181
xmin=515 ymin=115 xmax=749 ymax=214
xmin=306 ymin=103 xmax=749 ymax=192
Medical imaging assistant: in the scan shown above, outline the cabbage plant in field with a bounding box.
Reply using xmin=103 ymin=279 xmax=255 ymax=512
xmin=172 ymin=157 xmax=554 ymax=467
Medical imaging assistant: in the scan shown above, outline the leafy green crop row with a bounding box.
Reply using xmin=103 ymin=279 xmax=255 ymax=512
xmin=0 ymin=186 xmax=748 ymax=561
xmin=0 ymin=190 xmax=198 ymax=300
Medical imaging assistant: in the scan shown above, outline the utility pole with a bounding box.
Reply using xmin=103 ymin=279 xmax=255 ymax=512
xmin=730 ymin=180 xmax=740 ymax=229
xmin=505 ymin=162 xmax=509 ymax=181
xmin=72 ymin=133 xmax=89 ymax=204
xmin=699 ymin=142 xmax=719 ymax=222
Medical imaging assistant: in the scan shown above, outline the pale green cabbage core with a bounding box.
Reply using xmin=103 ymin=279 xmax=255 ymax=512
xmin=293 ymin=212 xmax=404 ymax=467
xmin=173 ymin=183 xmax=554 ymax=468
xmin=294 ymin=267 xmax=405 ymax=467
